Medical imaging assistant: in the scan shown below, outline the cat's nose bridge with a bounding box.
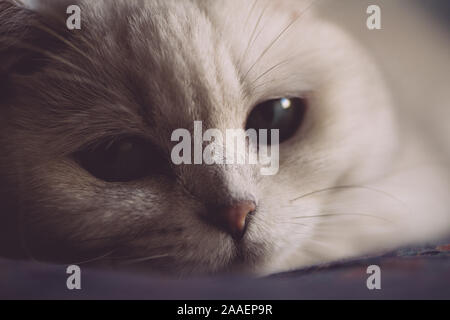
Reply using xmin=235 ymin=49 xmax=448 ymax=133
xmin=180 ymin=158 xmax=258 ymax=202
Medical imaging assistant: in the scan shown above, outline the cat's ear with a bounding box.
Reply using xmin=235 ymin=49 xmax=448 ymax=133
xmin=0 ymin=0 xmax=74 ymax=98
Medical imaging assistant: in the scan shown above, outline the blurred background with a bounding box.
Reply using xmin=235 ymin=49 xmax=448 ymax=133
xmin=318 ymin=0 xmax=450 ymax=159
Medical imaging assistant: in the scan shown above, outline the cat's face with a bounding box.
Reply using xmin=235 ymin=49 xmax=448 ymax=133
xmin=0 ymin=0 xmax=398 ymax=275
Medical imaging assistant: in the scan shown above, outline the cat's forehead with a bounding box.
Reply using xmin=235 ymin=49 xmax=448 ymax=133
xmin=75 ymin=0 xmax=311 ymax=129
xmin=76 ymin=0 xmax=245 ymax=132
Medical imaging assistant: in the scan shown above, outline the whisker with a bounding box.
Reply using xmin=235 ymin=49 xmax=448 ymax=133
xmin=277 ymin=221 xmax=308 ymax=227
xmin=248 ymin=67 xmax=320 ymax=95
xmin=76 ymin=234 xmax=136 ymax=244
xmin=33 ymin=22 xmax=96 ymax=66
xmin=242 ymin=17 xmax=299 ymax=82
xmin=1 ymin=36 xmax=89 ymax=75
xmin=76 ymin=224 xmax=176 ymax=245
xmin=244 ymin=0 xmax=260 ymax=29
xmin=290 ymin=185 xmax=410 ymax=212
xmin=239 ymin=0 xmax=270 ymax=70
xmin=242 ymin=0 xmax=320 ymax=82
xmin=118 ymin=254 xmax=171 ymax=265
xmin=72 ymin=249 xmax=117 ymax=265
xmin=249 ymin=57 xmax=291 ymax=87
xmin=292 ymin=212 xmax=393 ymax=223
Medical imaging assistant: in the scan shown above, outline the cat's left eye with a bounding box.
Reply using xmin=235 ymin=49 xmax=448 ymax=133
xmin=246 ymin=97 xmax=307 ymax=144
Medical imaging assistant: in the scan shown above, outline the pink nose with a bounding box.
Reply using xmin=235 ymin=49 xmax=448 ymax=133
xmin=216 ymin=201 xmax=256 ymax=239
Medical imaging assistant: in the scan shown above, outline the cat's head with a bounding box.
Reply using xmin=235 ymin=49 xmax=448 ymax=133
xmin=0 ymin=0 xmax=398 ymax=275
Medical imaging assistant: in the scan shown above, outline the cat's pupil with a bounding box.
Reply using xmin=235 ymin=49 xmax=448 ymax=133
xmin=246 ymin=97 xmax=307 ymax=144
xmin=75 ymin=137 xmax=165 ymax=182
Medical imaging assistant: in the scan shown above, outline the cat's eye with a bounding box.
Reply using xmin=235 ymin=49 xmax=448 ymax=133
xmin=74 ymin=137 xmax=167 ymax=182
xmin=246 ymin=97 xmax=307 ymax=144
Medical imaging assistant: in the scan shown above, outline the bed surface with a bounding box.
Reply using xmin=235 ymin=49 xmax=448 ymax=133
xmin=1 ymin=239 xmax=449 ymax=299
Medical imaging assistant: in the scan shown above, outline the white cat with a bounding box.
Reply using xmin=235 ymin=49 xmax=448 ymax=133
xmin=0 ymin=0 xmax=448 ymax=276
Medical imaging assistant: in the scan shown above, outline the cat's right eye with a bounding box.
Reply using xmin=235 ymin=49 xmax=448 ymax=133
xmin=246 ymin=97 xmax=307 ymax=144
xmin=74 ymin=137 xmax=167 ymax=182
